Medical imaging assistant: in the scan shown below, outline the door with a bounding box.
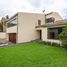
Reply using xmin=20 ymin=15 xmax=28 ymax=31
xmin=40 ymin=30 xmax=42 ymax=40
xmin=9 ymin=33 xmax=16 ymax=43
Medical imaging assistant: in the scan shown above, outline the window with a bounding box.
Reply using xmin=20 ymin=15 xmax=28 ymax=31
xmin=38 ymin=20 xmax=41 ymax=25
xmin=46 ymin=17 xmax=55 ymax=23
xmin=49 ymin=32 xmax=55 ymax=39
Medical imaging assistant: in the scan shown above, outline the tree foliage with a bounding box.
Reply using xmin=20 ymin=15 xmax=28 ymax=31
xmin=59 ymin=25 xmax=67 ymax=48
xmin=59 ymin=25 xmax=67 ymax=42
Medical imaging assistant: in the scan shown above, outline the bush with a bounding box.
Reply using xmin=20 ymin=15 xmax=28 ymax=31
xmin=51 ymin=42 xmax=60 ymax=47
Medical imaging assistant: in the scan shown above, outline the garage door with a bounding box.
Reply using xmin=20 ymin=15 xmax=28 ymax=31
xmin=9 ymin=33 xmax=16 ymax=43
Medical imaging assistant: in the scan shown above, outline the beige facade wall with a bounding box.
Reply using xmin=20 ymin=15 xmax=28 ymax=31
xmin=17 ymin=13 xmax=45 ymax=43
xmin=0 ymin=33 xmax=7 ymax=39
xmin=42 ymin=28 xmax=48 ymax=41
xmin=35 ymin=14 xmax=45 ymax=26
xmin=46 ymin=12 xmax=62 ymax=21
xmin=7 ymin=26 xmax=17 ymax=33
xmin=36 ymin=27 xmax=48 ymax=41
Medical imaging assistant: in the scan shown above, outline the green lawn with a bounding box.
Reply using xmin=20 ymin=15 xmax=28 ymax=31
xmin=0 ymin=42 xmax=67 ymax=67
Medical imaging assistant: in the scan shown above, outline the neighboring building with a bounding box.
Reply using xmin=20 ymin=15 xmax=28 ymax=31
xmin=1 ymin=17 xmax=8 ymax=32
xmin=0 ymin=20 xmax=3 ymax=32
xmin=6 ymin=12 xmax=67 ymax=44
xmin=0 ymin=17 xmax=8 ymax=39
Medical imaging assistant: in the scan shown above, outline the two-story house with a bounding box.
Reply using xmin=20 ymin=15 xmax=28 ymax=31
xmin=7 ymin=12 xmax=67 ymax=44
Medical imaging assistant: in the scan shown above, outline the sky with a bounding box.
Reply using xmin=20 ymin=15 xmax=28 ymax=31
xmin=0 ymin=0 xmax=67 ymax=19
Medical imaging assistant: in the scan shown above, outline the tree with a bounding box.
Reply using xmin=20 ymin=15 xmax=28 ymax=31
xmin=59 ymin=25 xmax=67 ymax=48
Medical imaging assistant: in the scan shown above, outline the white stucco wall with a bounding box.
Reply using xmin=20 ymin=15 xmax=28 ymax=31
xmin=35 ymin=14 xmax=45 ymax=26
xmin=7 ymin=26 xmax=17 ymax=33
xmin=17 ymin=13 xmax=45 ymax=43
xmin=42 ymin=28 xmax=48 ymax=41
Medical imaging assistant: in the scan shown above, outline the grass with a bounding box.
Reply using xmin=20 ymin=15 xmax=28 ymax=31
xmin=0 ymin=42 xmax=67 ymax=67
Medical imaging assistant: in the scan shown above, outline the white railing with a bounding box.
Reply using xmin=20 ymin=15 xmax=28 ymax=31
xmin=45 ymin=39 xmax=62 ymax=46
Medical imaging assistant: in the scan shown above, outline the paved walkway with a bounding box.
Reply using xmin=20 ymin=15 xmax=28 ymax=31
xmin=0 ymin=39 xmax=16 ymax=47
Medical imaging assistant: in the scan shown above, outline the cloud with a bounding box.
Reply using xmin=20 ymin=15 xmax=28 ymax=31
xmin=0 ymin=0 xmax=34 ymax=18
xmin=0 ymin=0 xmax=67 ymax=19
xmin=61 ymin=8 xmax=67 ymax=19
xmin=26 ymin=0 xmax=67 ymax=19
xmin=28 ymin=0 xmax=41 ymax=8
